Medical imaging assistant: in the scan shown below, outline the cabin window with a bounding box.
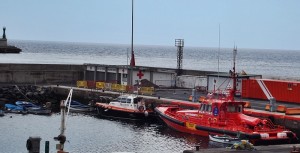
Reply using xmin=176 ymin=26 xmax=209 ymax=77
xmin=227 ymin=105 xmax=236 ymax=112
xmin=121 ymin=98 xmax=127 ymax=103
xmin=237 ymin=105 xmax=242 ymax=112
xmin=200 ymin=104 xmax=206 ymax=112
xmin=206 ymin=105 xmax=212 ymax=112
xmin=126 ymin=98 xmax=131 ymax=103
xmin=133 ymin=98 xmax=138 ymax=104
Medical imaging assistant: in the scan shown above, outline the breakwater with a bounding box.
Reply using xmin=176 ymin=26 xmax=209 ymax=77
xmin=0 ymin=63 xmax=84 ymax=85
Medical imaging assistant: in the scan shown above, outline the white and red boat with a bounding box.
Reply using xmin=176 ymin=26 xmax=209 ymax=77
xmin=95 ymin=94 xmax=155 ymax=121
xmin=155 ymin=47 xmax=297 ymax=145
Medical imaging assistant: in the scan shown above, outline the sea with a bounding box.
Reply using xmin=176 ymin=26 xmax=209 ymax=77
xmin=0 ymin=113 xmax=220 ymax=153
xmin=3 ymin=40 xmax=300 ymax=80
xmin=1 ymin=40 xmax=300 ymax=153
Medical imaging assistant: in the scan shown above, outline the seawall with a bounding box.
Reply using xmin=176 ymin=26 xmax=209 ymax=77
xmin=0 ymin=63 xmax=84 ymax=85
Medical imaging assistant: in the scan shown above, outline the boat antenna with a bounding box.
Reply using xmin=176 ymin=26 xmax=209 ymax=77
xmin=229 ymin=45 xmax=237 ymax=101
xmin=217 ymin=24 xmax=220 ymax=95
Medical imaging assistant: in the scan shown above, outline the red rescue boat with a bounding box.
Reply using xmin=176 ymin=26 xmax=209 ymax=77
xmin=155 ymin=46 xmax=297 ymax=145
xmin=155 ymin=92 xmax=297 ymax=144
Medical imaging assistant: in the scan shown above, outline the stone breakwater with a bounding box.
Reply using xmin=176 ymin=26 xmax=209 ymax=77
xmin=0 ymin=85 xmax=114 ymax=111
xmin=0 ymin=85 xmax=61 ymax=110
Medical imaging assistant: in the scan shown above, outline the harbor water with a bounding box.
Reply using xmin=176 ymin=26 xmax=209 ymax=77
xmin=0 ymin=113 xmax=225 ymax=153
xmin=3 ymin=40 xmax=300 ymax=80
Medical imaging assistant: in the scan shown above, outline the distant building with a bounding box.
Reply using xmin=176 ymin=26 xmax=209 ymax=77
xmin=207 ymin=72 xmax=262 ymax=96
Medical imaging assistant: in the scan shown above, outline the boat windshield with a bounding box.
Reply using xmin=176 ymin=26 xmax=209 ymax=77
xmin=118 ymin=97 xmax=127 ymax=103
xmin=227 ymin=104 xmax=243 ymax=113
xmin=126 ymin=98 xmax=131 ymax=103
xmin=199 ymin=104 xmax=212 ymax=113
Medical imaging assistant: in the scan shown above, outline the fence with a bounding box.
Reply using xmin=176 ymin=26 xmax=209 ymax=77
xmin=76 ymin=80 xmax=155 ymax=95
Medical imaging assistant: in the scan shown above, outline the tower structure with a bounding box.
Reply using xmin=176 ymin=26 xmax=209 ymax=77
xmin=2 ymin=27 xmax=6 ymax=39
xmin=175 ymin=39 xmax=184 ymax=76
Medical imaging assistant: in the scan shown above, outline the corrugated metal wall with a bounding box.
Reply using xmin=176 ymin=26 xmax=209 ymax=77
xmin=242 ymin=79 xmax=300 ymax=103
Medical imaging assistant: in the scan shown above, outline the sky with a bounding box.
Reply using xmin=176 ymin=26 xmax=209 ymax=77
xmin=1 ymin=0 xmax=300 ymax=50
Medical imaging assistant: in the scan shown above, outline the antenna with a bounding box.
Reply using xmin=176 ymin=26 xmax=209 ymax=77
xmin=233 ymin=45 xmax=237 ymax=92
xmin=216 ymin=24 xmax=220 ymax=94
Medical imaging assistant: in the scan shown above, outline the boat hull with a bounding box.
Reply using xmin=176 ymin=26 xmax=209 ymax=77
xmin=27 ymin=108 xmax=51 ymax=115
xmin=97 ymin=106 xmax=156 ymax=121
xmin=209 ymin=135 xmax=241 ymax=145
xmin=155 ymin=107 xmax=296 ymax=145
xmin=68 ymin=106 xmax=95 ymax=113
xmin=15 ymin=101 xmax=51 ymax=115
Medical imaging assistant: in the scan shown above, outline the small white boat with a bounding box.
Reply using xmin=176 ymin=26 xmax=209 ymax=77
xmin=95 ymin=94 xmax=155 ymax=120
xmin=209 ymin=134 xmax=241 ymax=145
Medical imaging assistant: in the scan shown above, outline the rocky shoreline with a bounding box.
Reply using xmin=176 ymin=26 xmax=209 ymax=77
xmin=0 ymin=85 xmax=63 ymax=112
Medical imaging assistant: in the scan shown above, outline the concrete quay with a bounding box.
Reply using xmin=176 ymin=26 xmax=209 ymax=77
xmin=51 ymin=85 xmax=300 ymax=136
xmin=183 ymin=144 xmax=300 ymax=153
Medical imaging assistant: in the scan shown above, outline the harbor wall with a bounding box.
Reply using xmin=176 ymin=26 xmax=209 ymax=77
xmin=0 ymin=63 xmax=84 ymax=85
xmin=0 ymin=63 xmax=218 ymax=87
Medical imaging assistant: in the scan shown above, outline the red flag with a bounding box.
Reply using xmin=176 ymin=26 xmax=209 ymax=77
xmin=130 ymin=50 xmax=135 ymax=66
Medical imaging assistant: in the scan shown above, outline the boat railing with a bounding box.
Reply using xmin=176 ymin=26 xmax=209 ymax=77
xmin=263 ymin=118 xmax=277 ymax=129
xmin=222 ymin=119 xmax=253 ymax=132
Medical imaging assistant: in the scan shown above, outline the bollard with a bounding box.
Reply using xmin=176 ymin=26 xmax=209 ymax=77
xmin=45 ymin=141 xmax=49 ymax=153
xmin=26 ymin=136 xmax=41 ymax=153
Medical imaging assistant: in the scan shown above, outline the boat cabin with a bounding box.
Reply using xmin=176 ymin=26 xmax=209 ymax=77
xmin=197 ymin=99 xmax=262 ymax=128
xmin=109 ymin=95 xmax=144 ymax=110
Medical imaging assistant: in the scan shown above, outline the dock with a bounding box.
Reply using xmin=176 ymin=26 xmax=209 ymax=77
xmin=51 ymin=85 xmax=300 ymax=136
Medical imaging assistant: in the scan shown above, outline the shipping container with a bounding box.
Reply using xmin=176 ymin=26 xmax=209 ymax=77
xmin=242 ymin=79 xmax=300 ymax=103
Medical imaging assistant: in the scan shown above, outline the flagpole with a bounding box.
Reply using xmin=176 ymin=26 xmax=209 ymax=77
xmin=130 ymin=0 xmax=134 ymax=86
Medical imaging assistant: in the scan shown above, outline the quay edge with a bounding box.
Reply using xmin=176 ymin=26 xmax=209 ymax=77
xmin=52 ymin=85 xmax=300 ymax=138
xmin=183 ymin=144 xmax=300 ymax=153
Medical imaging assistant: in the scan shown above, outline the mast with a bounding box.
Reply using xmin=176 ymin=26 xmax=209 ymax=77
xmin=232 ymin=46 xmax=237 ymax=97
xmin=233 ymin=46 xmax=237 ymax=92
